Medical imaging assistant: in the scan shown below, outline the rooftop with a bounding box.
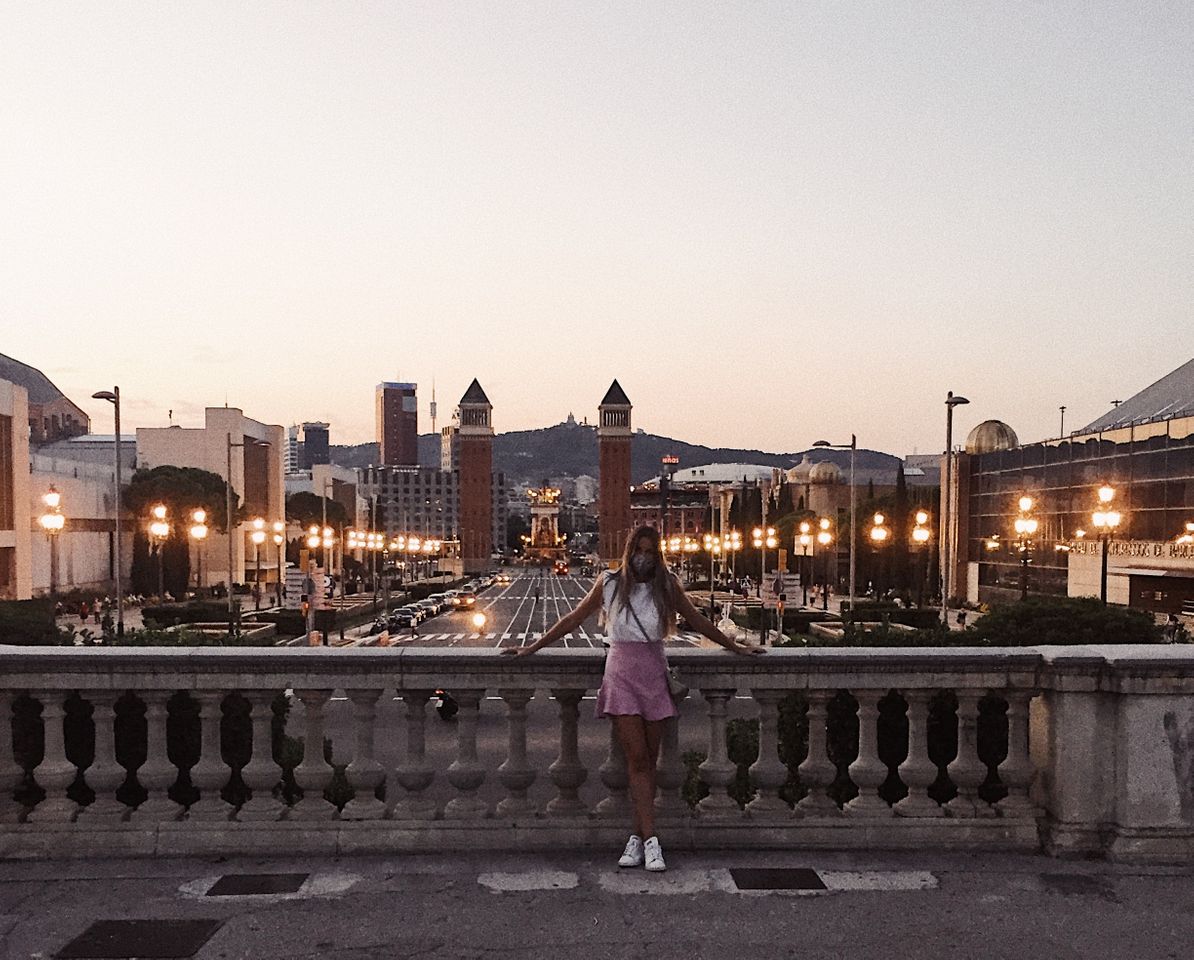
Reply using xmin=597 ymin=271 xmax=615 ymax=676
xmin=1080 ymin=357 xmax=1194 ymax=433
xmin=460 ymin=378 xmax=491 ymax=405
xmin=0 ymin=352 xmax=69 ymax=405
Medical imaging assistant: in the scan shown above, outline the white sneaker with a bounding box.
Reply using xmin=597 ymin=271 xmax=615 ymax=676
xmin=618 ymin=834 xmax=644 ymax=868
xmin=643 ymin=836 xmax=666 ymax=872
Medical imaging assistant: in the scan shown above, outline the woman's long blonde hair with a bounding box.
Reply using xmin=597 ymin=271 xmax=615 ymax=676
xmin=609 ymin=525 xmax=678 ymax=638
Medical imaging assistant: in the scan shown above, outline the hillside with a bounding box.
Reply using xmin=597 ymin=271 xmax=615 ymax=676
xmin=330 ymin=421 xmax=906 ymax=485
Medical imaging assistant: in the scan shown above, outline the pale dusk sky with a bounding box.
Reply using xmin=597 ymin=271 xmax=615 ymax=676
xmin=2 ymin=1 xmax=1191 ymax=455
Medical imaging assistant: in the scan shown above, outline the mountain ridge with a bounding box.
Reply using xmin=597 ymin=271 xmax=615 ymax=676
xmin=330 ymin=421 xmax=906 ymax=485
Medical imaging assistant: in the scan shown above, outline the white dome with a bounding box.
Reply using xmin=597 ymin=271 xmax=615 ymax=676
xmin=965 ymin=420 xmax=1019 ymax=454
xmin=808 ymin=461 xmax=842 ymax=484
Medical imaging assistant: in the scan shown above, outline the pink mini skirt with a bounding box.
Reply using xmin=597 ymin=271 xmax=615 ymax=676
xmin=595 ymin=640 xmax=677 ymax=722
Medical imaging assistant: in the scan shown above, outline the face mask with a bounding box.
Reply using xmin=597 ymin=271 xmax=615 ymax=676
xmin=631 ymin=553 xmax=657 ymax=577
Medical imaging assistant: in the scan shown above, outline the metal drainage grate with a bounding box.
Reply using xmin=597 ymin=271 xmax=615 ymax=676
xmin=1039 ymin=874 xmax=1116 ymax=898
xmin=206 ymin=873 xmax=309 ymax=896
xmin=57 ymin=919 xmax=223 ymax=959
xmin=729 ymin=868 xmax=827 ymax=891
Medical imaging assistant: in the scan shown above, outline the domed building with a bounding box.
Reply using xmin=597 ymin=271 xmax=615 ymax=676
xmin=965 ymin=420 xmax=1019 ymax=455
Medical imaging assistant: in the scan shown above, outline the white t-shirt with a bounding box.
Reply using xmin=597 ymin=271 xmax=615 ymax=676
xmin=602 ymin=569 xmax=668 ymax=643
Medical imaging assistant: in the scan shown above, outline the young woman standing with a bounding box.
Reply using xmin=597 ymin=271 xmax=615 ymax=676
xmin=503 ymin=526 xmax=763 ymax=871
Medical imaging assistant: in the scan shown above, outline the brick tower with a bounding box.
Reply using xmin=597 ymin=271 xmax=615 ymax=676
xmin=598 ymin=380 xmax=633 ymax=565
xmin=457 ymin=379 xmax=493 ymax=573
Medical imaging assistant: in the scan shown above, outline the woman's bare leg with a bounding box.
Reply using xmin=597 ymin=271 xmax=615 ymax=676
xmin=614 ymin=716 xmax=666 ymax=839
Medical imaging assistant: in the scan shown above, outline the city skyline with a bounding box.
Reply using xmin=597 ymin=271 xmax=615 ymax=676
xmin=4 ymin=2 xmax=1191 ymax=453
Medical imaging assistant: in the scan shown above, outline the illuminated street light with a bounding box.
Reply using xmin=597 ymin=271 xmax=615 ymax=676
xmin=1177 ymin=521 xmax=1194 ymax=546
xmin=911 ymin=510 xmax=931 ymax=607
xmin=189 ymin=508 xmax=208 ymax=592
xmin=1013 ymin=495 xmax=1039 ymax=601
xmin=251 ymin=518 xmax=267 ymax=611
xmin=147 ymin=503 xmax=170 ymax=598
xmin=1091 ymin=484 xmax=1122 ymax=605
xmin=39 ymin=487 xmax=65 ymax=605
xmin=815 ymin=518 xmax=834 ymax=611
xmin=272 ymin=521 xmax=285 ymax=607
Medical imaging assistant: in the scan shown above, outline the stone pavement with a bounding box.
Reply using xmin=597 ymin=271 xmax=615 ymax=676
xmin=2 ymin=850 xmax=1189 ymax=959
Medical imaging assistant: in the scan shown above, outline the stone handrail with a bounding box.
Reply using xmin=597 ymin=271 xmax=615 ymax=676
xmin=1 ymin=645 xmax=1191 ymax=861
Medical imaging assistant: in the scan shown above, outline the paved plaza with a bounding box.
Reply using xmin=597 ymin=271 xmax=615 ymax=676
xmin=2 ymin=850 xmax=1190 ymax=959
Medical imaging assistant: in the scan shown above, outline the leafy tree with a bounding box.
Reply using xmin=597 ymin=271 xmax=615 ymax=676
xmin=124 ymin=466 xmax=234 ymax=598
xmin=286 ymin=492 xmax=348 ymax=529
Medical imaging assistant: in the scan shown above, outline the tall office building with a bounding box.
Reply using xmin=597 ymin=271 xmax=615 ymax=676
xmin=376 ymin=382 xmax=419 ymax=466
xmin=298 ymin=422 xmax=330 ymax=470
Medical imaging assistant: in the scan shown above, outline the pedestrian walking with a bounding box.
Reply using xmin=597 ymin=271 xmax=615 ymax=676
xmin=503 ymin=525 xmax=762 ymax=872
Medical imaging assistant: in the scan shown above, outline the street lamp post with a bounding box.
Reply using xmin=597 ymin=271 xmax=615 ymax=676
xmin=797 ymin=521 xmax=812 ymax=606
xmin=941 ymin=391 xmax=971 ymax=627
xmin=189 ymin=509 xmax=208 ymax=594
xmin=1092 ymin=484 xmax=1122 ymax=605
xmin=148 ymin=504 xmax=170 ymax=599
xmin=869 ymin=512 xmax=889 ymax=596
xmin=91 ymin=388 xmax=123 ymax=637
xmin=1013 ymin=496 xmax=1038 ymax=602
xmin=39 ymin=487 xmax=65 ymax=609
xmin=272 ymin=521 xmax=285 ymax=607
xmin=912 ymin=510 xmax=931 ymax=608
xmin=250 ymin=518 xmax=266 ymax=612
xmin=813 ymin=434 xmax=857 ymax=615
xmin=816 ymin=518 xmax=834 ymax=612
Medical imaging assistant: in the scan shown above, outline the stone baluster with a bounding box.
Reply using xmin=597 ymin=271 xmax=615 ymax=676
xmin=342 ymin=689 xmax=387 ymax=820
xmin=0 ymin=693 xmax=23 ymax=823
xmin=78 ymin=692 xmax=131 ymax=822
xmin=894 ymin=690 xmax=943 ymax=817
xmin=796 ymin=691 xmax=840 ymax=816
xmin=845 ymin=690 xmax=894 ymax=817
xmin=496 ymin=689 xmax=536 ymax=817
xmin=747 ymin=690 xmax=790 ymax=817
xmin=292 ymin=689 xmax=337 ymax=820
xmin=187 ymin=692 xmax=234 ymax=821
xmin=697 ymin=689 xmax=741 ymax=817
xmin=392 ymin=690 xmax=436 ymax=820
xmin=946 ymin=691 xmax=992 ymax=818
xmin=28 ymin=692 xmax=79 ymax=823
xmin=444 ymin=689 xmax=488 ymax=819
xmin=996 ymin=691 xmax=1037 ymax=818
xmin=237 ymin=690 xmax=285 ymax=821
xmin=596 ymin=723 xmax=631 ymax=819
xmin=130 ymin=691 xmax=183 ymax=823
xmin=547 ymin=688 xmax=587 ymax=816
xmin=654 ymin=713 xmax=688 ymax=818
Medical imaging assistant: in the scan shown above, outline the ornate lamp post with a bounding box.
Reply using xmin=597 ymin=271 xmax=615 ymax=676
xmin=1013 ymin=496 xmax=1038 ymax=601
xmin=148 ymin=504 xmax=170 ymax=599
xmin=797 ymin=521 xmax=813 ymax=606
xmin=912 ymin=510 xmax=931 ymax=608
xmin=39 ymin=487 xmax=65 ymax=607
xmin=702 ymin=533 xmax=722 ymax=614
xmin=869 ymin=512 xmax=889 ymax=596
xmin=813 ymin=434 xmax=857 ymax=612
xmin=272 ymin=521 xmax=285 ymax=607
xmin=751 ymin=526 xmax=777 ymax=596
xmin=1091 ymin=484 xmax=1122 ymax=605
xmin=188 ymin=509 xmax=208 ymax=593
xmin=816 ymin=518 xmax=834 ymax=611
xmin=250 ymin=517 xmax=267 ymax=611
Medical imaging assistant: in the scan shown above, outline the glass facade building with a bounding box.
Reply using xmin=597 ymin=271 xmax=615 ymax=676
xmin=962 ymin=415 xmax=1194 ymax=607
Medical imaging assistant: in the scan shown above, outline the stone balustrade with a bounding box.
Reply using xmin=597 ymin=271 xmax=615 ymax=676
xmin=1 ymin=645 xmax=1192 ymax=861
